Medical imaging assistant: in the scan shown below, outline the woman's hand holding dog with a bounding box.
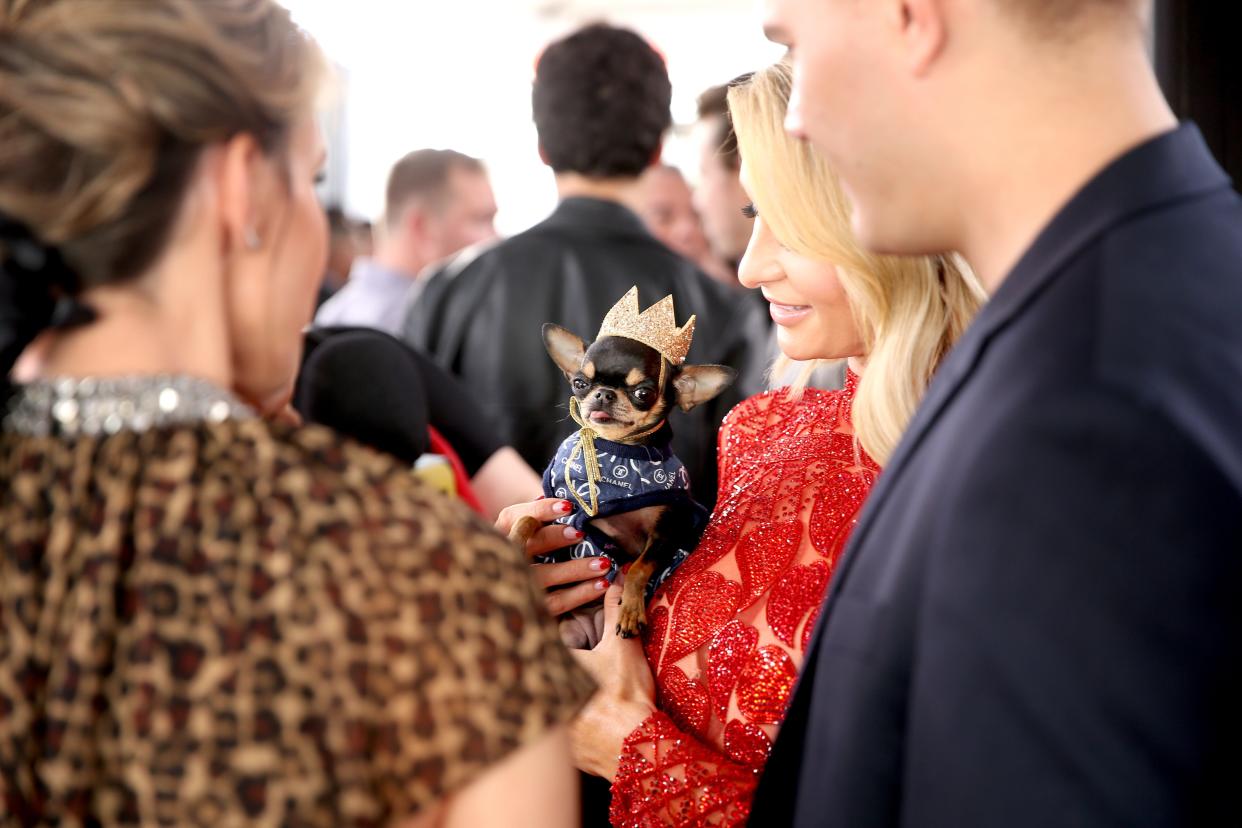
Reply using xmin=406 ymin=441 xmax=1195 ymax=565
xmin=569 ymin=576 xmax=657 ymax=780
xmin=495 ymin=498 xmax=613 ymax=616
xmin=495 ymin=503 xmax=659 ymax=778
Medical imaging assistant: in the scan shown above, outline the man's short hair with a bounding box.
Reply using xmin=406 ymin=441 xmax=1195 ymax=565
xmin=385 ymin=149 xmax=484 ymax=225
xmin=996 ymin=0 xmax=1148 ymax=37
xmin=532 ymin=23 xmax=672 ymax=178
xmin=696 ymin=74 xmax=753 ymax=172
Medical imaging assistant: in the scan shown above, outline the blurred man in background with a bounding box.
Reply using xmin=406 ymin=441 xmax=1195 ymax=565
xmin=694 ymin=82 xmax=754 ymax=282
xmin=316 ymin=148 xmax=498 ymax=334
xmin=636 ymin=163 xmax=733 ymax=283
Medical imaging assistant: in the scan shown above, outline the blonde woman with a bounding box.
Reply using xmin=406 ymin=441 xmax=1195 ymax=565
xmin=499 ymin=61 xmax=983 ymax=825
xmin=0 ymin=0 xmax=591 ymax=824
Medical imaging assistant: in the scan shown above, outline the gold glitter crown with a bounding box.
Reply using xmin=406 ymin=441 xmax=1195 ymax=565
xmin=597 ymin=286 xmax=696 ymax=365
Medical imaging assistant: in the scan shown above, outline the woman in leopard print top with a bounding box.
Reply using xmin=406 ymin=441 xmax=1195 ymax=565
xmin=0 ymin=1 xmax=592 ymax=825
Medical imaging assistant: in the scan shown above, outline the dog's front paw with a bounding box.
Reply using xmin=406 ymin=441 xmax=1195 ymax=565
xmin=507 ymin=515 xmax=541 ymax=547
xmin=616 ymin=600 xmax=647 ymax=639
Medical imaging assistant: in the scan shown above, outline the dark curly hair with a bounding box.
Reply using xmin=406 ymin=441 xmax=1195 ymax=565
xmin=532 ymin=23 xmax=672 ymax=178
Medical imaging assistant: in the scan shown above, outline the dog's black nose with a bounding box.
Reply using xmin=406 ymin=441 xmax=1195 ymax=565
xmin=593 ymin=388 xmax=616 ymax=405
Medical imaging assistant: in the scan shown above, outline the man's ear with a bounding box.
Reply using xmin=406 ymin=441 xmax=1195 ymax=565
xmin=542 ymin=323 xmax=587 ymax=377
xmin=897 ymin=0 xmax=948 ymax=76
xmin=672 ymin=364 xmax=738 ymax=412
xmin=403 ymin=204 xmax=433 ymax=245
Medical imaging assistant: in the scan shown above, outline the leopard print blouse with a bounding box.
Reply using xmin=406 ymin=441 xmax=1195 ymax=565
xmin=0 ymin=419 xmax=595 ymax=827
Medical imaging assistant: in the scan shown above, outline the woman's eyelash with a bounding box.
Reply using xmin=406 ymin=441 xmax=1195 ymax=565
xmin=741 ymin=202 xmax=758 ymax=219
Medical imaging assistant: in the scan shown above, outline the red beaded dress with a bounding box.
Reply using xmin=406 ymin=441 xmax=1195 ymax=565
xmin=610 ymin=369 xmax=879 ymax=827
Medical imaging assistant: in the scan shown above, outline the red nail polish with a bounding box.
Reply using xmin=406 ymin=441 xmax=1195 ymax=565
xmin=556 ymin=500 xmax=573 ymax=514
xmin=594 ymin=578 xmax=609 ymax=591
xmin=591 ymin=557 xmax=611 ymax=571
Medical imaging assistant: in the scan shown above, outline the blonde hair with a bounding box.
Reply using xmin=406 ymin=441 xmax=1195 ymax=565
xmin=0 ymin=0 xmax=323 ymax=288
xmin=728 ymin=63 xmax=984 ymax=464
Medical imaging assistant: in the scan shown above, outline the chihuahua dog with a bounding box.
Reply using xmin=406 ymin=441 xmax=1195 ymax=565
xmin=511 ymin=296 xmax=735 ymax=647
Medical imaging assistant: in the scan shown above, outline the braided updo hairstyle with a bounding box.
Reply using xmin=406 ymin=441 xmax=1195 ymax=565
xmin=0 ymin=0 xmax=322 ymax=378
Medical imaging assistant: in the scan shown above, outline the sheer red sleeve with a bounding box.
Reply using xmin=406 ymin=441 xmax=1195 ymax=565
xmin=610 ymin=711 xmax=758 ymax=827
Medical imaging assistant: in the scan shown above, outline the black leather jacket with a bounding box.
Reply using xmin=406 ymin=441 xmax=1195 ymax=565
xmin=403 ymin=197 xmax=769 ymax=509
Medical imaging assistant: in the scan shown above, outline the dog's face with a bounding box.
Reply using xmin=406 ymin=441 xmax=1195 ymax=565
xmin=543 ymin=324 xmax=736 ymax=444
xmin=569 ymin=335 xmax=668 ymax=442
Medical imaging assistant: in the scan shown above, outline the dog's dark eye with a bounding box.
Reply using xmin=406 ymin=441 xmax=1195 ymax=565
xmin=572 ymin=378 xmax=588 ymax=392
xmin=633 ymin=388 xmax=652 ymax=403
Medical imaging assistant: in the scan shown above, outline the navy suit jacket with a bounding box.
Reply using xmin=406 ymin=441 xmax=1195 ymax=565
xmin=752 ymin=125 xmax=1242 ymax=826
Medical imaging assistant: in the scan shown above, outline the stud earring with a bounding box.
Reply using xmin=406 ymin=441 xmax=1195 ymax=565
xmin=244 ymin=227 xmax=262 ymax=250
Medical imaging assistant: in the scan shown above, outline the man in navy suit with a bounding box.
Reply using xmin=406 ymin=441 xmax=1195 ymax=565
xmin=753 ymin=0 xmax=1242 ymax=825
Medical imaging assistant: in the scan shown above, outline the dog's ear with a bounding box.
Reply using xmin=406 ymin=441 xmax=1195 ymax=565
xmin=672 ymin=364 xmax=738 ymax=412
xmin=543 ymin=323 xmax=587 ymax=378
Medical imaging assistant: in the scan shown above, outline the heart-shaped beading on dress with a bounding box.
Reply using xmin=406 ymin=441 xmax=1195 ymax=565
xmin=766 ymin=560 xmax=831 ymax=649
xmin=663 ymin=570 xmax=741 ymax=664
xmin=706 ymin=620 xmax=759 ymax=722
xmin=809 ymin=466 xmax=876 ymax=560
xmin=723 ymin=719 xmax=772 ymax=768
xmin=736 ymin=645 xmax=799 ymax=725
xmin=658 ymin=664 xmax=710 ymax=738
xmin=736 ymin=520 xmax=803 ymax=608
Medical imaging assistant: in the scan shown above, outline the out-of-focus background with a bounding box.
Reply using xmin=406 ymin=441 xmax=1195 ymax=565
xmin=284 ymin=0 xmax=784 ymax=235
